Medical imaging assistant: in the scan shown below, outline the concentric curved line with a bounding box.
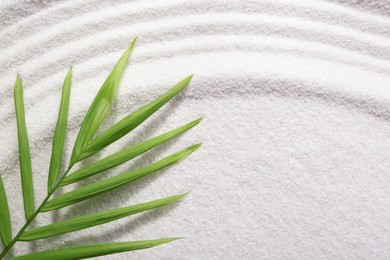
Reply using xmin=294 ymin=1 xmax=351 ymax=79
xmin=1 ymin=11 xmax=389 ymax=83
xmin=0 ymin=2 xmax=389 ymax=56
xmin=2 ymin=0 xmax=389 ymax=44
xmin=0 ymin=23 xmax=387 ymax=92
xmin=296 ymin=0 xmax=390 ymax=25
xmin=1 ymin=3 xmax=389 ymax=67
xmin=0 ymin=0 xmax=24 ymax=7
xmin=325 ymin=0 xmax=390 ymax=17
xmin=1 ymin=74 xmax=390 ymax=175
xmin=2 ymin=32 xmax=389 ymax=89
xmin=0 ymin=0 xmax=174 ymax=47
xmin=0 ymin=33 xmax=389 ymax=122
xmin=0 ymin=0 xmax=96 ymax=37
xmin=0 ymin=0 xmax=60 ymax=30
xmin=1 ymin=50 xmax=390 ymax=136
xmin=0 ymin=0 xmax=386 ymax=105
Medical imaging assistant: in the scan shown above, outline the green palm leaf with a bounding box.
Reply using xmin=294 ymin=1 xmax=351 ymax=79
xmin=78 ymin=75 xmax=193 ymax=161
xmin=70 ymin=38 xmax=137 ymax=166
xmin=47 ymin=68 xmax=72 ymax=192
xmin=42 ymin=144 xmax=200 ymax=211
xmin=14 ymin=75 xmax=35 ymax=220
xmin=20 ymin=193 xmax=186 ymax=241
xmin=11 ymin=238 xmax=179 ymax=260
xmin=0 ymin=39 xmax=201 ymax=259
xmin=0 ymin=175 xmax=12 ymax=246
xmin=62 ymin=118 xmax=201 ymax=185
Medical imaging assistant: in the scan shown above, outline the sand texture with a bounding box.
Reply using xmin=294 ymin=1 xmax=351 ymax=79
xmin=0 ymin=0 xmax=390 ymax=259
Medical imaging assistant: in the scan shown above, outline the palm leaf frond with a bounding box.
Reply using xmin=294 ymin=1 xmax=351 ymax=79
xmin=14 ymin=75 xmax=35 ymax=220
xmin=0 ymin=37 xmax=200 ymax=259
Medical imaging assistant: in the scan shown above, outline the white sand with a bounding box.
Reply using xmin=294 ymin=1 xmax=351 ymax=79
xmin=0 ymin=0 xmax=390 ymax=259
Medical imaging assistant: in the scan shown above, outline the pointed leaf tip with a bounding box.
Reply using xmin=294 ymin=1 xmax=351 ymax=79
xmin=16 ymin=73 xmax=22 ymax=82
xmin=193 ymin=117 xmax=203 ymax=124
xmin=185 ymin=74 xmax=193 ymax=82
xmin=181 ymin=191 xmax=191 ymax=197
xmin=189 ymin=143 xmax=202 ymax=152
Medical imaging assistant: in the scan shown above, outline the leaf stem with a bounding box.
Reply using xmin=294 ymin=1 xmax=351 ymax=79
xmin=0 ymin=165 xmax=74 ymax=259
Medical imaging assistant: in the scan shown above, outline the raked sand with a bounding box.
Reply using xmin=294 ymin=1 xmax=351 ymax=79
xmin=0 ymin=0 xmax=390 ymax=259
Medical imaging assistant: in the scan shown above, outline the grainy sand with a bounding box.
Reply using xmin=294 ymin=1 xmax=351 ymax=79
xmin=0 ymin=0 xmax=390 ymax=259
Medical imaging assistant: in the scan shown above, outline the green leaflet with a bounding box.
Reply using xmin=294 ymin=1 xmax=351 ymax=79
xmin=47 ymin=68 xmax=72 ymax=192
xmin=11 ymin=238 xmax=179 ymax=260
xmin=0 ymin=175 xmax=12 ymax=246
xmin=70 ymin=38 xmax=137 ymax=165
xmin=14 ymin=75 xmax=35 ymax=220
xmin=42 ymin=144 xmax=201 ymax=211
xmin=79 ymin=75 xmax=193 ymax=160
xmin=20 ymin=193 xmax=186 ymax=241
xmin=62 ymin=118 xmax=202 ymax=185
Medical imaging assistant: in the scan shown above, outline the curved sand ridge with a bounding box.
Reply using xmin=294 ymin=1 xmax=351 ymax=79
xmin=0 ymin=1 xmax=390 ymax=259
